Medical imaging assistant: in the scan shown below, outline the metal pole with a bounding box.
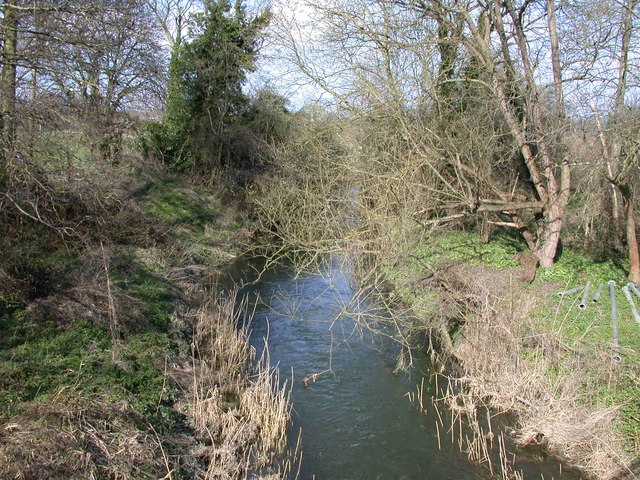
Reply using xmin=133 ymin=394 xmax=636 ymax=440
xmin=628 ymin=282 xmax=640 ymax=300
xmin=609 ymin=281 xmax=621 ymax=362
xmin=592 ymin=283 xmax=605 ymax=303
xmin=556 ymin=285 xmax=583 ymax=297
xmin=622 ymin=286 xmax=640 ymax=325
xmin=579 ymin=281 xmax=591 ymax=310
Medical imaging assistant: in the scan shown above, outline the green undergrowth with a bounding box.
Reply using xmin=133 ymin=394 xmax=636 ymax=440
xmin=414 ymin=230 xmax=626 ymax=284
xmin=0 ymin=313 xmax=179 ymax=432
xmin=143 ymin=180 xmax=222 ymax=227
xmin=0 ymin=173 xmax=251 ymax=477
xmin=415 ymin=230 xmax=522 ymax=268
xmin=110 ymin=253 xmax=178 ymax=331
xmin=384 ymin=229 xmax=639 ymax=455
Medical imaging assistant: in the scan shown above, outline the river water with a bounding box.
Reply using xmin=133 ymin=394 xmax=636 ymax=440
xmin=226 ymin=256 xmax=580 ymax=480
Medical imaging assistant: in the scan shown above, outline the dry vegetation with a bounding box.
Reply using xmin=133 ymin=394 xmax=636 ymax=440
xmin=0 ymin=1 xmax=295 ymax=478
xmin=0 ymin=396 xmax=168 ymax=480
xmin=384 ymin=251 xmax=640 ymax=479
xmin=0 ymin=149 xmax=291 ymax=479
xmin=185 ymin=292 xmax=292 ymax=479
xmin=0 ymin=288 xmax=292 ymax=480
xmin=443 ymin=265 xmax=631 ymax=478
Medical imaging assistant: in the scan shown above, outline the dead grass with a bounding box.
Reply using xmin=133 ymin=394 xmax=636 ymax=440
xmin=430 ymin=263 xmax=637 ymax=479
xmin=184 ymin=290 xmax=292 ymax=479
xmin=0 ymin=289 xmax=292 ymax=480
xmin=0 ymin=394 xmax=167 ymax=480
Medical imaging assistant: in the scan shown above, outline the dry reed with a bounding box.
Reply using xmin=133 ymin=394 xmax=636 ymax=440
xmin=186 ymin=289 xmax=292 ymax=479
xmin=430 ymin=263 xmax=634 ymax=479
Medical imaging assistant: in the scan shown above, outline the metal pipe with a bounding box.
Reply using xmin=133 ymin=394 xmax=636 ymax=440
xmin=628 ymin=282 xmax=640 ymax=300
xmin=592 ymin=283 xmax=605 ymax=303
xmin=622 ymin=286 xmax=640 ymax=325
xmin=578 ymin=281 xmax=591 ymax=310
xmin=609 ymin=281 xmax=621 ymax=362
xmin=556 ymin=285 xmax=583 ymax=297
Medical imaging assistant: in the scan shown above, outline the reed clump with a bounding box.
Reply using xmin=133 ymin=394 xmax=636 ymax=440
xmin=185 ymin=290 xmax=292 ymax=479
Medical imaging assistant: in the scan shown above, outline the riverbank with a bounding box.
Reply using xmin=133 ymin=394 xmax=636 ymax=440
xmin=382 ymin=230 xmax=639 ymax=479
xmin=0 ymin=168 xmax=290 ymax=479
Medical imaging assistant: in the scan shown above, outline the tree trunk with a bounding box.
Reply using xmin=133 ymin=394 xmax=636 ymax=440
xmin=615 ymin=0 xmax=635 ymax=114
xmin=436 ymin=12 xmax=459 ymax=101
xmin=614 ymin=0 xmax=639 ymax=283
xmin=546 ymin=0 xmax=565 ymax=118
xmin=536 ymin=201 xmax=565 ymax=267
xmin=0 ymin=1 xmax=18 ymax=178
xmin=610 ymin=0 xmax=636 ymax=240
xmin=620 ymin=184 xmax=640 ymax=284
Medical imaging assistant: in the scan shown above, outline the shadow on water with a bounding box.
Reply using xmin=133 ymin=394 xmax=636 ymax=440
xmin=219 ymin=255 xmax=585 ymax=480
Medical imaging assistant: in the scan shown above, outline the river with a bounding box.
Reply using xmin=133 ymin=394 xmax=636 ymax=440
xmin=224 ymin=256 xmax=582 ymax=480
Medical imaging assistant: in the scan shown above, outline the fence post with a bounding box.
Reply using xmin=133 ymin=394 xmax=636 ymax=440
xmin=556 ymin=286 xmax=583 ymax=297
xmin=622 ymin=286 xmax=640 ymax=325
xmin=579 ymin=281 xmax=591 ymax=310
xmin=592 ymin=283 xmax=604 ymax=303
xmin=609 ymin=281 xmax=621 ymax=362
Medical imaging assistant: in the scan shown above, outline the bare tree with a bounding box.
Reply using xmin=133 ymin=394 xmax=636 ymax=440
xmin=584 ymin=0 xmax=640 ymax=283
xmin=271 ymin=0 xmax=576 ymax=266
xmin=147 ymin=0 xmax=200 ymax=48
xmin=9 ymin=0 xmax=165 ymax=163
xmin=609 ymin=0 xmax=639 ymax=284
xmin=52 ymin=1 xmax=164 ymax=161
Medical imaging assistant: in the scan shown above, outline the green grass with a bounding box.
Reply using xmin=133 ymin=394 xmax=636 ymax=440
xmin=540 ymin=280 xmax=640 ymax=450
xmin=412 ymin=229 xmax=628 ymax=285
xmin=112 ymin=257 xmax=178 ymax=331
xmin=143 ymin=180 xmax=221 ymax=228
xmin=410 ymin=229 xmax=636 ymax=363
xmin=0 ymin=313 xmax=177 ymax=427
xmin=538 ymin=249 xmax=626 ymax=284
xmin=140 ymin=178 xmax=246 ymax=269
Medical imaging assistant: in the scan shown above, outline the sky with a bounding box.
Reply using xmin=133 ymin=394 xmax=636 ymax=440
xmin=246 ymin=0 xmax=329 ymax=111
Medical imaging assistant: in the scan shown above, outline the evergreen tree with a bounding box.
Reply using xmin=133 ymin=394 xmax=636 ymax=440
xmin=162 ymin=0 xmax=269 ymax=172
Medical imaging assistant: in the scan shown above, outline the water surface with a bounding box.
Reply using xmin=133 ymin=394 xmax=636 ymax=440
xmin=228 ymin=257 xmax=580 ymax=480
